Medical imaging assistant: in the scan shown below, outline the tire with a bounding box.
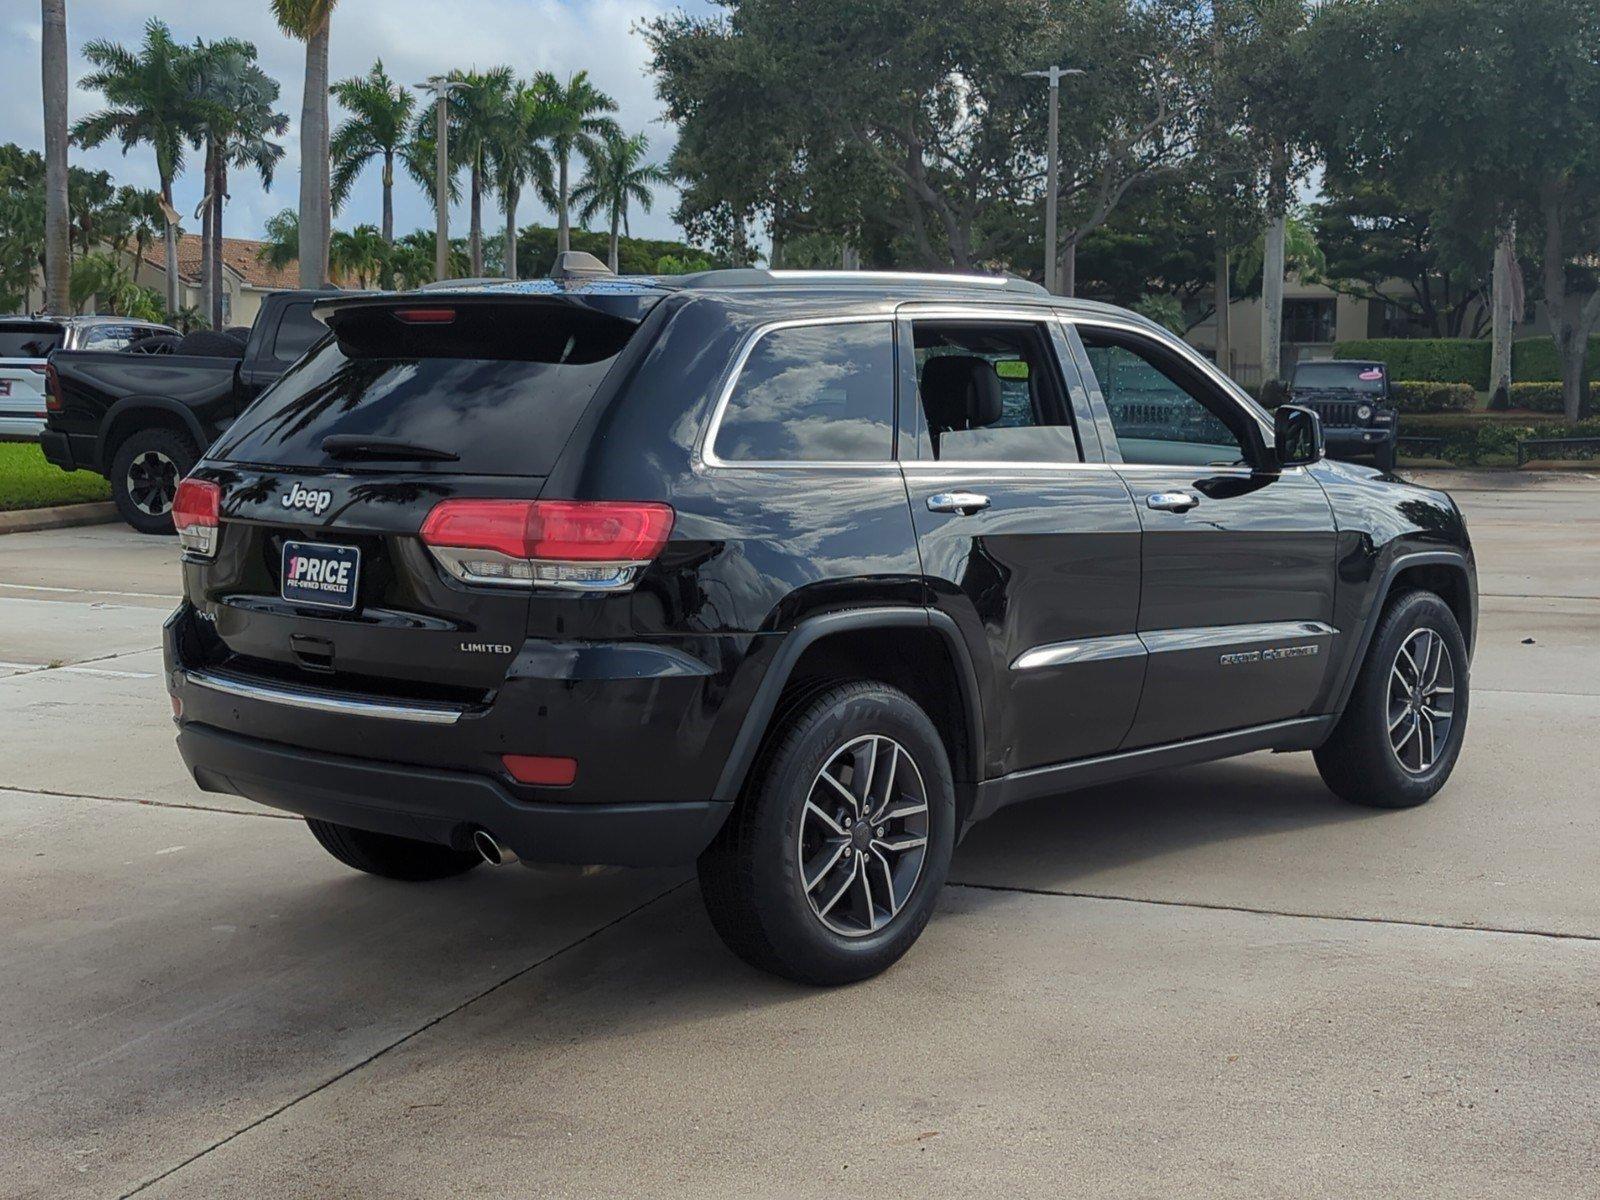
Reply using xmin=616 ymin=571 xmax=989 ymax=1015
xmin=1374 ymin=441 xmax=1397 ymax=472
xmin=697 ymin=680 xmax=956 ymax=985
xmin=1315 ymin=589 xmax=1469 ymax=809
xmin=109 ymin=427 xmax=197 ymax=535
xmin=306 ymin=819 xmax=481 ymax=881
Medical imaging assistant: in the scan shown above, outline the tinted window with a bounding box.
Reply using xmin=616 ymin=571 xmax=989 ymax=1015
xmin=212 ymin=302 xmax=636 ymax=476
xmin=0 ymin=323 xmax=63 ymax=358
xmin=1080 ymin=329 xmax=1250 ymax=467
xmin=911 ymin=320 xmax=1079 ymax=463
xmin=81 ymin=325 xmax=135 ymax=351
xmin=269 ymin=303 xmax=328 ymax=363
xmin=714 ymin=322 xmax=894 ymax=462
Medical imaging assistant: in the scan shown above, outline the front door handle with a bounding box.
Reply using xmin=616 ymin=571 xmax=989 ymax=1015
xmin=927 ymin=492 xmax=991 ymax=515
xmin=1146 ymin=490 xmax=1200 ymax=512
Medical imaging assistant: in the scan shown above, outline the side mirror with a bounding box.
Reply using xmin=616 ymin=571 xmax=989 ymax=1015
xmin=1274 ymin=403 xmax=1324 ymax=468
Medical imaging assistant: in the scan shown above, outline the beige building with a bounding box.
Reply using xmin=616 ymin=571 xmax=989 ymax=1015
xmin=136 ymin=234 xmax=304 ymax=327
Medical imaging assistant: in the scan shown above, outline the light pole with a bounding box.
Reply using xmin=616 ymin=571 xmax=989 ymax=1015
xmin=1023 ymin=65 xmax=1083 ymax=294
xmin=414 ymin=76 xmax=465 ymax=282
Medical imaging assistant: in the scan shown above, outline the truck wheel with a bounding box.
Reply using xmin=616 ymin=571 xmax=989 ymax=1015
xmin=110 ymin=427 xmax=198 ymax=535
xmin=306 ymin=819 xmax=481 ymax=881
xmin=1315 ymin=589 xmax=1469 ymax=809
xmin=697 ymin=681 xmax=956 ymax=985
xmin=1374 ymin=442 xmax=1397 ymax=471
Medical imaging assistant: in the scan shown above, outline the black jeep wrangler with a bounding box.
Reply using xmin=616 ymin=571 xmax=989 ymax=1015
xmin=164 ymin=263 xmax=1476 ymax=984
xmin=1288 ymin=358 xmax=1399 ymax=470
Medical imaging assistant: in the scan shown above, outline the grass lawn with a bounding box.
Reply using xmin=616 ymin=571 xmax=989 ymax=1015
xmin=0 ymin=442 xmax=109 ymax=511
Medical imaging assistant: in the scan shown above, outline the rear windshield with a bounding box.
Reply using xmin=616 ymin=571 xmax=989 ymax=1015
xmin=1294 ymin=361 xmax=1385 ymax=393
xmin=210 ymin=302 xmax=637 ymax=476
xmin=0 ymin=323 xmax=63 ymax=358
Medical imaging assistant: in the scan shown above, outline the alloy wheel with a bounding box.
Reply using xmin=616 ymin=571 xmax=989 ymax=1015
xmin=125 ymin=449 xmax=179 ymax=517
xmin=1387 ymin=628 xmax=1456 ymax=774
xmin=797 ymin=734 xmax=930 ymax=938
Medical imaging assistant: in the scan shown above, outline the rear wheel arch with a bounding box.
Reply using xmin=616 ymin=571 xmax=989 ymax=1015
xmin=99 ymin=399 xmax=204 ymax=470
xmin=714 ymin=608 xmax=985 ymax=823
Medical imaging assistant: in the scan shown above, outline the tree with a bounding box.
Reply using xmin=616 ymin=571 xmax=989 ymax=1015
xmin=1309 ymin=176 xmax=1489 ymax=338
xmin=257 ymin=207 xmax=299 ymax=271
xmin=391 ymin=229 xmax=467 ymax=285
xmin=572 ymin=131 xmax=670 ymax=272
xmin=328 ymin=223 xmax=386 ymax=288
xmin=111 ymin=185 xmax=164 ymax=275
xmin=486 ymin=79 xmax=553 ymax=279
xmin=190 ymin=38 xmax=286 ymax=328
xmin=330 ymin=60 xmax=414 ymax=247
xmin=74 ymin=18 xmax=200 ymax=317
xmin=271 ymin=0 xmax=339 ymax=289
xmin=647 ymin=0 xmax=1198 ymax=284
xmin=444 ymin=67 xmax=514 ymax=277
xmin=532 ymin=71 xmax=619 ymax=254
xmin=42 ymin=0 xmax=70 ymax=314
xmin=1305 ymin=0 xmax=1600 ymax=422
xmin=66 ymin=167 xmax=116 ymax=258
xmin=0 ymin=146 xmax=47 ymax=310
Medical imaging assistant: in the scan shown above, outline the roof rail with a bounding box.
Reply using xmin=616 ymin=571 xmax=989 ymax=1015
xmin=666 ymin=268 xmax=1048 ymax=296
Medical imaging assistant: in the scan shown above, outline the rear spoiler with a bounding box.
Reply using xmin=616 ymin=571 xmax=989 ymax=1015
xmin=314 ymin=284 xmax=667 ymax=327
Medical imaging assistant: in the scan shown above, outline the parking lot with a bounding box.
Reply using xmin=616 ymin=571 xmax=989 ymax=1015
xmin=2 ymin=469 xmax=1597 ymax=1199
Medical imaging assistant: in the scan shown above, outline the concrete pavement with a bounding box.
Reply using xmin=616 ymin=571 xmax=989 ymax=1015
xmin=2 ymin=472 xmax=1596 ymax=1199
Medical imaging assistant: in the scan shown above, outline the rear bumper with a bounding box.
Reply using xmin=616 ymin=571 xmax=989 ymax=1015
xmin=177 ymin=721 xmax=731 ymax=867
xmin=40 ymin=429 xmax=97 ymax=472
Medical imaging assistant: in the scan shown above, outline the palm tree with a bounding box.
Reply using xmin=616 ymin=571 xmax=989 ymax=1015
xmin=257 ymin=207 xmax=298 ymax=271
xmin=328 ymin=223 xmax=386 ymax=288
xmin=271 ymin=0 xmax=339 ymax=289
xmin=445 ymin=67 xmax=513 ymax=277
xmin=572 ymin=131 xmax=669 ymax=273
xmin=486 ymin=79 xmax=553 ymax=279
xmin=42 ymin=0 xmax=70 ymax=314
xmin=531 ymin=71 xmax=619 ymax=254
xmin=112 ymin=186 xmax=164 ymax=275
xmin=190 ymin=38 xmax=287 ymax=328
xmin=330 ymin=60 xmax=414 ymax=248
xmin=73 ymin=18 xmax=200 ymax=317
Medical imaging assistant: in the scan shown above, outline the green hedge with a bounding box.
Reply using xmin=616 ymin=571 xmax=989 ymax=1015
xmin=1508 ymin=382 xmax=1566 ymax=413
xmin=1335 ymin=339 xmax=1490 ymax=389
xmin=1511 ymin=336 xmax=1600 ymax=383
xmin=1390 ymin=381 xmax=1475 ymax=413
xmin=1396 ymin=413 xmax=1600 ymax=465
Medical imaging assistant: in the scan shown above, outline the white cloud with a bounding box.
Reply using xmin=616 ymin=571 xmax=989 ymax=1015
xmin=3 ymin=0 xmax=709 ymax=253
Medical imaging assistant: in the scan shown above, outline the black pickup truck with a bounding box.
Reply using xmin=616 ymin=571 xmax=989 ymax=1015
xmin=42 ymin=290 xmax=338 ymax=532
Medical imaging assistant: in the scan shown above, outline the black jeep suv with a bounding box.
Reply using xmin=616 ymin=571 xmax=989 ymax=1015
xmin=1288 ymin=358 xmax=1399 ymax=470
xmin=164 ymin=264 xmax=1476 ymax=984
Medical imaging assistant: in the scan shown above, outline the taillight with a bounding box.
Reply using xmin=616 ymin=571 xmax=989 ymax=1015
xmin=44 ymin=363 xmax=62 ymax=412
xmin=419 ymin=499 xmax=674 ymax=592
xmin=172 ymin=478 xmax=221 ymax=557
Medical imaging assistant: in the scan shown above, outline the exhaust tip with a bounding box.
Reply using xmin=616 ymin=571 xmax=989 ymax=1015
xmin=472 ymin=829 xmax=518 ymax=866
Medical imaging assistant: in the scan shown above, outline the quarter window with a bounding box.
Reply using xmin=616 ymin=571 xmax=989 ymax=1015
xmin=713 ymin=321 xmax=894 ymax=463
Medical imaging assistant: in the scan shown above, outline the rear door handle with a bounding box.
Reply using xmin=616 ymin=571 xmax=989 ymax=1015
xmin=927 ymin=492 xmax=991 ymax=515
xmin=1146 ymin=490 xmax=1200 ymax=512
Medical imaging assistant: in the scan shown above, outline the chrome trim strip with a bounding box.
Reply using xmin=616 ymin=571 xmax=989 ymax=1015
xmin=1012 ymin=622 xmax=1336 ymax=672
xmin=183 ymin=669 xmax=465 ymax=725
xmin=1012 ymin=634 xmax=1146 ymax=672
xmin=700 ymin=315 xmax=899 ymax=470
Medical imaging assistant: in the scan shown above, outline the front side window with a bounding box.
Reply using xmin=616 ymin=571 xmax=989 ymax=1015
xmin=713 ymin=321 xmax=894 ymax=463
xmin=270 ymin=303 xmax=328 ymax=364
xmin=81 ymin=325 xmax=134 ymax=351
xmin=1079 ymin=327 xmax=1253 ymax=467
xmin=911 ymin=320 xmax=1079 ymax=463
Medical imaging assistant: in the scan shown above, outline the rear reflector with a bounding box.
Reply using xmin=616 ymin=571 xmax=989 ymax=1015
xmin=172 ymin=477 xmax=221 ymax=556
xmin=393 ymin=307 xmax=457 ymax=324
xmin=502 ymin=754 xmax=577 ymax=786
xmin=44 ymin=363 xmax=61 ymax=411
xmin=419 ymin=499 xmax=674 ymax=592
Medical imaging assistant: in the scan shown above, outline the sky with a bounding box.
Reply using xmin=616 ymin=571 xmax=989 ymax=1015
xmin=3 ymin=0 xmax=716 ymax=250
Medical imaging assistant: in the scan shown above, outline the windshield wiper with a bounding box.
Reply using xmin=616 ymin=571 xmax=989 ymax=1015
xmin=320 ymin=435 xmax=459 ymax=462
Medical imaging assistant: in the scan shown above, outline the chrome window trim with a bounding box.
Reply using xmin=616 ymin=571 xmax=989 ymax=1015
xmin=700 ymin=315 xmax=900 ymax=471
xmin=183 ymin=668 xmax=466 ymax=724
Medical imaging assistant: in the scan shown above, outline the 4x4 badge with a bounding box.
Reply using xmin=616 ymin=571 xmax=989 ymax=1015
xmin=281 ymin=482 xmax=333 ymax=515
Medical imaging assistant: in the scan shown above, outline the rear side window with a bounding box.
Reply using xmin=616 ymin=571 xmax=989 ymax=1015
xmin=211 ymin=302 xmax=638 ymax=476
xmin=712 ymin=321 xmax=894 ymax=463
xmin=268 ymin=303 xmax=328 ymax=363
